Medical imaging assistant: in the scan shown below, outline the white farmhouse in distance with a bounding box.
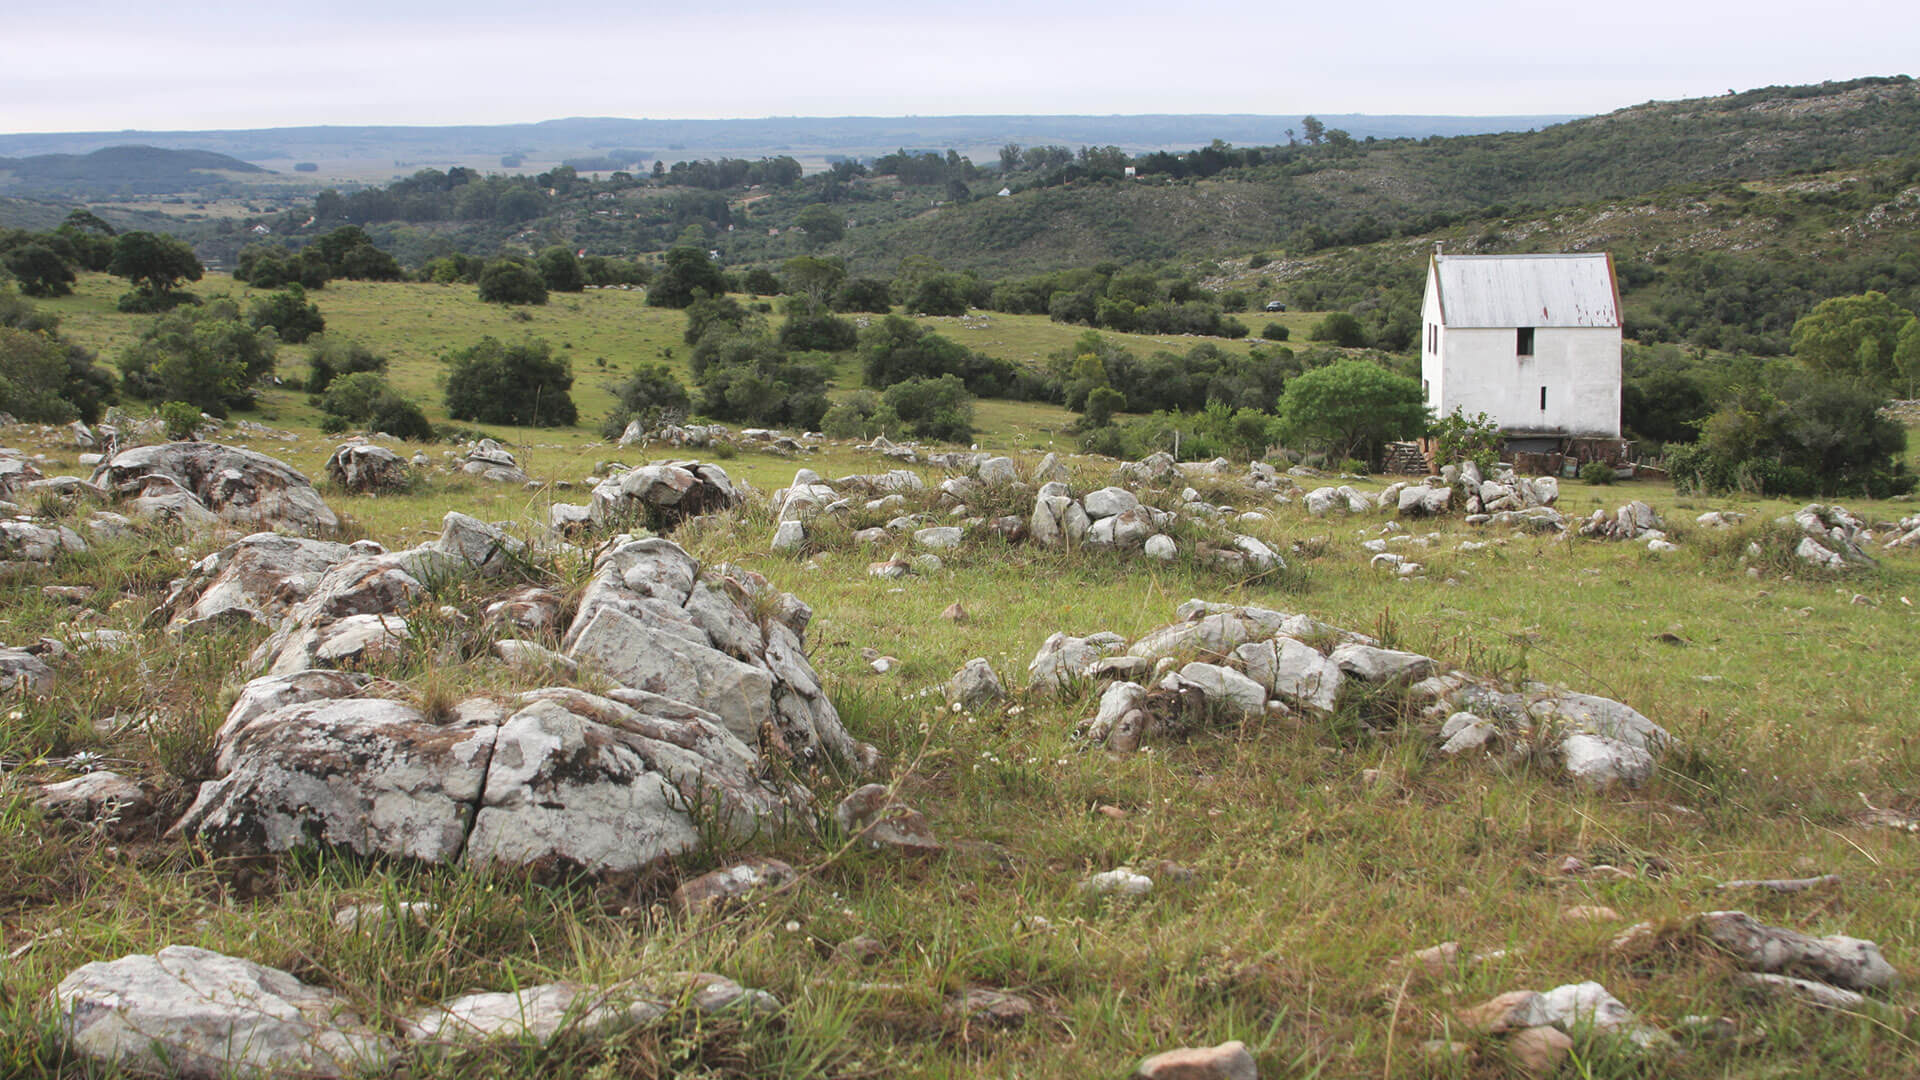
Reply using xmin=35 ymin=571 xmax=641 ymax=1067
xmin=1420 ymin=252 xmax=1622 ymax=440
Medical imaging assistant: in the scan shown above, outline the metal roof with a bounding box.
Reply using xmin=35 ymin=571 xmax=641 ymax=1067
xmin=1432 ymin=253 xmax=1620 ymax=328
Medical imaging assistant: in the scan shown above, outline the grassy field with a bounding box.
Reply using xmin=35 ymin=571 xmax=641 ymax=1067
xmin=5 ymin=276 xmax=1920 ymax=1078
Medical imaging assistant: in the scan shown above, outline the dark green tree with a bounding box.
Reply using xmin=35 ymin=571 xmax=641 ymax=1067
xmin=2 ymin=243 xmax=77 ymax=298
xmin=108 ymin=231 xmax=203 ymax=309
xmin=535 ymin=247 xmax=585 ymax=292
xmin=602 ymin=363 xmax=692 ymax=437
xmin=248 ymin=284 xmax=325 ymax=343
xmin=477 ymin=260 xmax=549 ymax=305
xmin=443 ymin=337 xmax=577 ymax=426
xmin=1274 ymin=359 xmax=1428 ymax=464
xmin=792 ymin=204 xmax=845 ymax=247
xmin=304 ymin=336 xmax=388 ymax=393
xmin=117 ymin=301 xmax=275 ymax=416
xmin=646 ymin=246 xmax=728 ymax=309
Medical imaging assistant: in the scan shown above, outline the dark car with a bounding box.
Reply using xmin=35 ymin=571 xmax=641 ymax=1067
xmin=1264 ymin=300 xmax=1287 ymax=312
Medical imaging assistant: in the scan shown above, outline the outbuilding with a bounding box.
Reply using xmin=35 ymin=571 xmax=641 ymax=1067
xmin=1420 ymin=252 xmax=1622 ymax=440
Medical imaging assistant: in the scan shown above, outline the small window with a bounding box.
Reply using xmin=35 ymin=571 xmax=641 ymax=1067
xmin=1539 ymin=386 xmax=1548 ymax=410
xmin=1423 ymin=379 xmax=1431 ymax=400
xmin=1516 ymin=327 xmax=1535 ymax=356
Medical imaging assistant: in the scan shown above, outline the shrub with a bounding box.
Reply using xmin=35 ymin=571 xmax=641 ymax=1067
xmin=1431 ymin=407 xmax=1501 ymax=471
xmin=600 ymin=363 xmax=691 ymax=438
xmin=247 ymin=284 xmax=325 ymax=343
xmin=304 ymin=337 xmax=388 ymax=393
xmin=1275 ymin=359 xmax=1428 ymax=465
xmin=1219 ymin=290 xmax=1249 ymax=313
xmin=1308 ymin=311 xmax=1367 ymax=347
xmin=1248 ymin=252 xmax=1271 ymax=269
xmin=443 ymin=337 xmax=576 ymax=427
xmin=1581 ymin=460 xmax=1616 ymax=485
xmin=821 ymin=390 xmax=898 ymax=440
xmin=321 ymin=372 xmax=434 ymax=440
xmin=832 ymin=277 xmax=892 ymax=313
xmin=476 ymin=260 xmax=548 ymax=305
xmin=779 ymin=312 xmax=858 ymax=352
xmin=117 ymin=300 xmax=275 ymax=416
xmin=1668 ymin=372 xmax=1914 ymax=497
xmin=159 ymin=400 xmax=202 ymax=440
xmin=881 ymin=374 xmax=974 ymax=442
xmin=1261 ymin=322 xmax=1291 ymax=342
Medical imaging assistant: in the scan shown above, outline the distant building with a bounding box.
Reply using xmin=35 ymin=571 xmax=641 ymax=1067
xmin=1420 ymin=252 xmax=1622 ymax=440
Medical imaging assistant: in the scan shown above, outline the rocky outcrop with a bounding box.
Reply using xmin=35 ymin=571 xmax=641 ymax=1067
xmin=154 ymin=532 xmax=353 ymax=633
xmin=460 ymin=439 xmax=530 ymax=484
xmin=90 ymin=442 xmax=339 ymax=534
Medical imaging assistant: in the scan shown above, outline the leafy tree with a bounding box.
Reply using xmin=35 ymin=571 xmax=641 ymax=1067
xmin=881 ymin=375 xmax=974 ymax=442
xmin=792 ymin=204 xmax=845 ymax=247
xmin=248 ymin=284 xmax=325 ymax=343
xmin=535 ymin=247 xmax=585 ymax=292
xmin=1307 ymin=311 xmax=1367 ymax=348
xmin=781 ymin=255 xmax=846 ymax=311
xmin=477 ymin=260 xmax=548 ymax=305
xmin=684 ymin=294 xmax=750 ymax=345
xmin=1274 ymin=359 xmax=1428 ymax=465
xmin=1789 ymin=291 xmax=1917 ymax=389
xmin=1668 ymin=370 xmax=1912 ymax=497
xmin=1301 ymin=116 xmax=1326 ymax=145
xmin=779 ymin=311 xmax=857 ymax=352
xmin=907 ymin=273 xmax=971 ymax=316
xmin=741 ymin=267 xmax=782 ymax=296
xmin=2 ymin=243 xmax=77 ymax=297
xmin=320 ymin=372 xmax=434 ymax=440
xmin=646 ymin=246 xmax=728 ymax=309
xmin=832 ymin=277 xmax=892 ymax=313
xmin=1082 ymin=386 xmax=1126 ymax=428
xmin=305 ymin=336 xmax=388 ymax=393
xmin=602 ymin=363 xmax=692 ymax=438
xmin=858 ymin=315 xmax=1029 ymax=397
xmin=443 ymin=337 xmax=576 ymax=426
xmin=108 ymin=231 xmax=202 ymax=308
xmin=1897 ymin=319 xmax=1920 ymax=396
xmin=117 ymin=301 xmax=276 ymax=416
xmin=690 ymin=330 xmax=831 ymax=429
xmin=0 ymin=291 xmax=114 ymax=421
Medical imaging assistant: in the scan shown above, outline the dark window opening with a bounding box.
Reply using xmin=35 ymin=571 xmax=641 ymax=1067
xmin=1516 ymin=327 xmax=1535 ymax=356
xmin=1539 ymin=386 xmax=1547 ymax=410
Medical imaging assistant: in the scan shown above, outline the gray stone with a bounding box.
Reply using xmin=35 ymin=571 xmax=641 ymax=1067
xmin=914 ymin=525 xmax=964 ymax=550
xmin=1176 ymin=662 xmax=1268 ymax=718
xmin=54 ymin=946 xmax=393 ymax=1078
xmin=323 ymin=443 xmax=408 ymax=493
xmin=90 ymin=442 xmax=338 ymax=535
xmin=0 ymin=645 xmax=54 ymax=694
xmin=976 ymin=456 xmax=1018 ymax=485
xmin=1698 ymin=910 xmax=1897 ymax=991
xmin=566 ymin=606 xmax=772 ymax=743
xmin=157 ymin=532 xmax=351 ymax=633
xmin=1133 ymin=1040 xmax=1258 ymax=1080
xmin=947 ymin=658 xmax=1006 ymax=710
xmin=494 ymin=639 xmax=578 ymax=676
xmin=432 ymin=512 xmax=524 ymax=575
xmin=1329 ymin=642 xmax=1436 ymax=683
xmin=672 ymin=857 xmax=798 ymax=913
xmin=35 ymin=771 xmax=151 ymax=821
xmin=1027 ymin=631 xmax=1128 ymax=692
xmin=0 ymin=520 xmax=86 ymax=562
xmin=1143 ymin=533 xmax=1177 ymax=560
xmin=404 ymin=982 xmax=664 ymax=1047
xmin=834 ymin=783 xmax=940 ymax=854
xmin=1233 ymin=638 xmax=1342 ymax=713
xmin=1082 ymin=486 xmax=1140 ymax=519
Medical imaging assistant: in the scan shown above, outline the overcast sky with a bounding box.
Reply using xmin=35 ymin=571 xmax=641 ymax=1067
xmin=4 ymin=0 xmax=1915 ymax=133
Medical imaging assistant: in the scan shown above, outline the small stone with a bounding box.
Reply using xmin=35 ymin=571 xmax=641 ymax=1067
xmin=1083 ymin=868 xmax=1153 ymax=898
xmin=671 ymin=857 xmax=797 ymax=914
xmin=1508 ymin=1025 xmax=1573 ymax=1075
xmin=1458 ymin=989 xmax=1541 ymax=1034
xmin=1562 ymin=905 xmax=1623 ymax=924
xmin=944 ymin=988 xmax=1033 ymax=1029
xmin=834 ymin=935 xmax=885 ymax=964
xmin=1133 ymin=1040 xmax=1258 ymax=1080
xmin=941 ymin=601 xmax=968 ymax=622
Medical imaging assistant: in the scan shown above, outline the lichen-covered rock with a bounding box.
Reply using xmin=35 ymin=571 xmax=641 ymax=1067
xmin=324 ymin=442 xmax=408 ymax=493
xmin=589 ymin=460 xmax=738 ymax=531
xmin=0 ymin=520 xmax=86 ymax=562
xmin=54 ymin=945 xmax=394 ymax=1078
xmin=90 ymin=442 xmax=339 ymax=535
xmin=404 ymin=982 xmax=665 ymax=1047
xmin=0 ymin=644 xmax=55 ymax=694
xmin=947 ymin=657 xmax=1006 ymax=710
xmin=154 ymin=532 xmax=352 ymax=633
xmin=1699 ymin=910 xmax=1897 ymax=991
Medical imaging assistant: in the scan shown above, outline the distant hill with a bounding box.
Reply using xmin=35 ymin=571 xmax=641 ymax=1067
xmin=0 ymin=114 xmax=1578 ymax=179
xmin=0 ymin=145 xmax=268 ymax=197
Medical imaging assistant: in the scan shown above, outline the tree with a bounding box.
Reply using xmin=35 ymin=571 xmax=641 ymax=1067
xmin=443 ymin=337 xmax=576 ymax=426
xmin=646 ymin=246 xmax=728 ymax=309
xmin=792 ymin=204 xmax=845 ymax=247
xmin=781 ymin=255 xmax=846 ymax=312
xmin=108 ymin=231 xmax=202 ymax=307
xmin=535 ymin=247 xmax=585 ymax=292
xmin=117 ymin=301 xmax=276 ymax=416
xmin=477 ymin=260 xmax=548 ymax=305
xmin=1307 ymin=311 xmax=1367 ymax=348
xmin=881 ymin=375 xmax=974 ymax=442
xmin=305 ymin=336 xmax=387 ymax=393
xmin=320 ymin=372 xmax=434 ymax=440
xmin=248 ymin=284 xmax=325 ymax=343
xmin=602 ymin=363 xmax=691 ymax=437
xmin=2 ymin=244 xmax=76 ymax=298
xmin=907 ymin=273 xmax=970 ymax=316
xmin=832 ymin=277 xmax=892 ymax=314
xmin=1301 ymin=116 xmax=1326 ymax=145
xmin=1082 ymin=386 xmax=1126 ymax=428
xmin=1896 ymin=319 xmax=1920 ymax=397
xmin=0 ymin=291 xmax=114 ymax=421
xmin=1790 ymin=291 xmax=1917 ymax=389
xmin=1274 ymin=360 xmax=1428 ymax=465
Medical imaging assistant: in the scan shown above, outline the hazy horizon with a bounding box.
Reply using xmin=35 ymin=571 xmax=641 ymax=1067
xmin=4 ymin=0 xmax=1915 ymax=136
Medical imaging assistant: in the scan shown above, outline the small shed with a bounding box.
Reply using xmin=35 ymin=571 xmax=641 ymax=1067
xmin=1420 ymin=253 xmax=1622 ymax=440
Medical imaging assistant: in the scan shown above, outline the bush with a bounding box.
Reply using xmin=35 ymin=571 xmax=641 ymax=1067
xmin=832 ymin=277 xmax=893 ymax=313
xmin=117 ymin=300 xmax=276 ymax=416
xmin=600 ymin=363 xmax=691 ymax=438
xmin=247 ymin=284 xmax=325 ymax=343
xmin=1219 ymin=290 xmax=1249 ymax=313
xmin=1260 ymin=322 xmax=1291 ymax=342
xmin=1275 ymin=359 xmax=1428 ymax=465
xmin=1669 ymin=372 xmax=1914 ymax=497
xmin=443 ymin=337 xmax=576 ymax=427
xmin=1308 ymin=311 xmax=1367 ymax=347
xmin=691 ymin=330 xmax=832 ymax=430
xmin=1581 ymin=460 xmax=1616 ymax=485
xmin=535 ymin=247 xmax=584 ymax=292
xmin=881 ymin=375 xmax=974 ymax=442
xmin=1248 ymin=252 xmax=1271 ymax=269
xmin=476 ymin=260 xmax=548 ymax=305
xmin=304 ymin=337 xmax=388 ymax=393
xmin=115 ymin=288 xmax=198 ymax=314
xmin=1431 ymin=407 xmax=1501 ymax=471
xmin=160 ymin=401 xmax=202 ymax=440
xmin=821 ymin=390 xmax=898 ymax=440
xmin=779 ymin=312 xmax=858 ymax=352
xmin=321 ymin=371 xmax=434 ymax=440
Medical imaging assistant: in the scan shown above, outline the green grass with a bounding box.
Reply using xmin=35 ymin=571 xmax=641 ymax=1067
xmin=1 ymin=416 xmax=1918 ymax=1077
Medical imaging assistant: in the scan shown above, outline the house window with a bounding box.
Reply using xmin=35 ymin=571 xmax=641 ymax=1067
xmin=1516 ymin=327 xmax=1535 ymax=356
xmin=1540 ymin=386 xmax=1548 ymax=410
xmin=1423 ymin=379 xmax=1430 ymax=400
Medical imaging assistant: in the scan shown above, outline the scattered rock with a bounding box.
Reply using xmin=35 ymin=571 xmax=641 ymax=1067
xmin=834 ymin=784 xmax=940 ymax=854
xmin=672 ymin=856 xmax=798 ymax=914
xmin=323 ymin=442 xmax=409 ymax=493
xmin=1698 ymin=910 xmax=1897 ymax=991
xmin=1508 ymin=1025 xmax=1574 ymax=1074
xmin=54 ymin=945 xmax=394 ymax=1078
xmin=945 ymin=988 xmax=1033 ymax=1029
xmin=34 ymin=771 xmax=151 ymax=822
xmin=90 ymin=442 xmax=339 ymax=535
xmin=1133 ymin=1040 xmax=1258 ymax=1080
xmin=947 ymin=657 xmax=1005 ymax=709
xmin=1083 ymin=868 xmax=1153 ymax=898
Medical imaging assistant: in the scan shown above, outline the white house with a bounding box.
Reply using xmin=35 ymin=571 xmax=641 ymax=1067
xmin=1420 ymin=252 xmax=1622 ymax=439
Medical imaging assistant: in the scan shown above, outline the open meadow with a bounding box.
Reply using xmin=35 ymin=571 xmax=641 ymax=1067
xmin=2 ymin=276 xmax=1918 ymax=1079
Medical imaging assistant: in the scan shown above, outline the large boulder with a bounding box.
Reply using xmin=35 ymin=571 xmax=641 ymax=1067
xmin=0 ymin=520 xmax=86 ymax=562
xmin=589 ymin=460 xmax=739 ymax=531
xmin=54 ymin=945 xmax=394 ymax=1078
xmin=90 ymin=442 xmax=338 ymax=535
xmin=323 ymin=442 xmax=409 ymax=493
xmin=461 ymin=439 xmax=530 ymax=484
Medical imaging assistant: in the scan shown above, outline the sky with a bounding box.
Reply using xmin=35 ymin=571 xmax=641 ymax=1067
xmin=4 ymin=0 xmax=1917 ymax=133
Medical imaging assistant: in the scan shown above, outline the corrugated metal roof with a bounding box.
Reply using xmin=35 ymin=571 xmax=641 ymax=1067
xmin=1433 ymin=254 xmax=1619 ymax=328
